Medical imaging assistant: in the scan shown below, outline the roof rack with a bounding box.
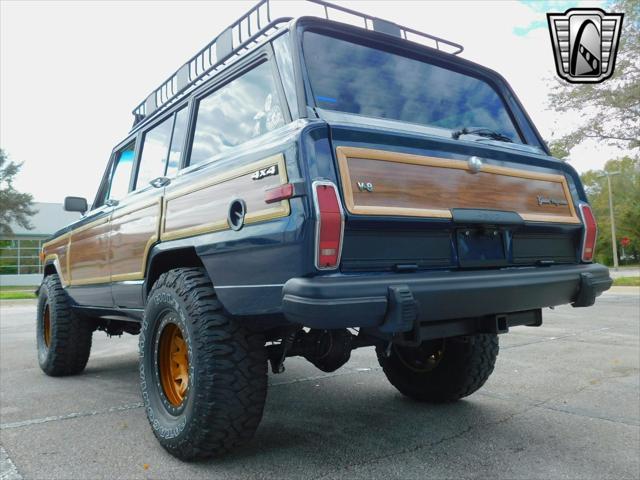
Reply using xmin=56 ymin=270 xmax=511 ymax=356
xmin=131 ymin=0 xmax=464 ymax=129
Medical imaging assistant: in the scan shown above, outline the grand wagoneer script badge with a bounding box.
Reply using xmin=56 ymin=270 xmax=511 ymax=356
xmin=537 ymin=195 xmax=568 ymax=207
xmin=252 ymin=164 xmax=278 ymax=180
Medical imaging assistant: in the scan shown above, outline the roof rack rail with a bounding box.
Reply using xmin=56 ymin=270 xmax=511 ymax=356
xmin=131 ymin=0 xmax=464 ymax=129
xmin=306 ymin=0 xmax=463 ymax=54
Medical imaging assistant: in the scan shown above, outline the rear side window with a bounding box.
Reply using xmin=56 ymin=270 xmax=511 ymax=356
xmin=107 ymin=143 xmax=135 ymax=201
xmin=273 ymin=32 xmax=297 ymax=117
xmin=189 ymin=61 xmax=285 ymax=166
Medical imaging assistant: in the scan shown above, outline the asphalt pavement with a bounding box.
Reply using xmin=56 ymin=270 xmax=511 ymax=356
xmin=1 ymin=288 xmax=639 ymax=479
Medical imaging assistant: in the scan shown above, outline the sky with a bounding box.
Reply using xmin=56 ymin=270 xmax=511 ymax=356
xmin=0 ymin=0 xmax=624 ymax=203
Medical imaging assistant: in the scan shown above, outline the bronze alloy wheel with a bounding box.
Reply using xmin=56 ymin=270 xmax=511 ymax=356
xmin=43 ymin=303 xmax=51 ymax=348
xmin=158 ymin=322 xmax=190 ymax=407
xmin=140 ymin=268 xmax=268 ymax=460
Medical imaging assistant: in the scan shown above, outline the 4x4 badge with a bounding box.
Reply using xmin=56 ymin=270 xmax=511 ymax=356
xmin=547 ymin=8 xmax=623 ymax=84
xmin=252 ymin=164 xmax=278 ymax=180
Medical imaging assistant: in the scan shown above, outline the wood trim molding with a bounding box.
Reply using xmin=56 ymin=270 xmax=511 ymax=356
xmin=163 ymin=154 xmax=286 ymax=202
xmin=43 ymin=198 xmax=162 ymax=287
xmin=109 ymin=197 xmax=163 ymax=283
xmin=336 ymin=146 xmax=580 ymax=224
xmin=42 ymin=232 xmax=71 ymax=250
xmin=70 ymin=275 xmax=111 ymax=286
xmin=43 ymin=254 xmax=68 ymax=286
xmin=71 ymin=216 xmax=110 ymax=236
xmin=42 ymin=154 xmax=291 ymax=287
xmin=160 ymin=153 xmax=290 ymax=241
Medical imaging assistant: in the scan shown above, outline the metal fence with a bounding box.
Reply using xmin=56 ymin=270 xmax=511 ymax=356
xmin=0 ymin=237 xmax=46 ymax=275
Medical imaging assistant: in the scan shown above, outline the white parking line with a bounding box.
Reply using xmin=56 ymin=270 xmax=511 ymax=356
xmin=0 ymin=367 xmax=381 ymax=431
xmin=0 ymin=446 xmax=22 ymax=480
xmin=0 ymin=402 xmax=144 ymax=430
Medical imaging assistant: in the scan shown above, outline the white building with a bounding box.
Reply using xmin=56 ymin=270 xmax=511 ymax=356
xmin=0 ymin=203 xmax=80 ymax=286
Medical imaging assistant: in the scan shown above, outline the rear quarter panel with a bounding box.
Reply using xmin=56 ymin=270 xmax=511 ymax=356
xmin=155 ymin=121 xmax=328 ymax=316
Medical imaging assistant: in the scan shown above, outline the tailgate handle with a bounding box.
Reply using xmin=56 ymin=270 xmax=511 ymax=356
xmin=452 ymin=208 xmax=524 ymax=225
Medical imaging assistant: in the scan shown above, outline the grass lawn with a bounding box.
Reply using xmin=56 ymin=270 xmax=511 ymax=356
xmin=613 ymin=276 xmax=640 ymax=287
xmin=1 ymin=276 xmax=637 ymax=300
xmin=0 ymin=290 xmax=37 ymax=300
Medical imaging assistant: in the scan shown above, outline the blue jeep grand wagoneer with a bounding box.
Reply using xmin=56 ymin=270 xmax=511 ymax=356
xmin=37 ymin=0 xmax=612 ymax=460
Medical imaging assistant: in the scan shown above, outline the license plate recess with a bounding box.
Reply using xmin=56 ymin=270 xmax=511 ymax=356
xmin=456 ymin=229 xmax=507 ymax=267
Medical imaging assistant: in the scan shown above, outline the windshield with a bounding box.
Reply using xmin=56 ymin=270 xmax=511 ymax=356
xmin=302 ymin=31 xmax=523 ymax=144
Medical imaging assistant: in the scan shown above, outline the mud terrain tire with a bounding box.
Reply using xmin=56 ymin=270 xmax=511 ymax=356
xmin=36 ymin=274 xmax=93 ymax=376
xmin=376 ymin=334 xmax=499 ymax=403
xmin=139 ymin=267 xmax=268 ymax=460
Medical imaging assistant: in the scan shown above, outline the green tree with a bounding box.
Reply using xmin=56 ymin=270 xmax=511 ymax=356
xmin=547 ymin=0 xmax=640 ymax=158
xmin=580 ymin=157 xmax=640 ymax=265
xmin=0 ymin=149 xmax=36 ymax=235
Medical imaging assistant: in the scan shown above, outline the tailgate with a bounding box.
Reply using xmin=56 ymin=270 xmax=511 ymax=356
xmin=336 ymin=146 xmax=579 ymax=225
xmin=331 ymin=145 xmax=582 ymax=273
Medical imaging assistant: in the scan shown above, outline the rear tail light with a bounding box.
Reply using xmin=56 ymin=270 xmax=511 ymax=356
xmin=578 ymin=202 xmax=597 ymax=262
xmin=313 ymin=181 xmax=344 ymax=270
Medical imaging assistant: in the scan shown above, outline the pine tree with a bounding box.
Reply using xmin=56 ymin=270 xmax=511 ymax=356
xmin=0 ymin=149 xmax=36 ymax=235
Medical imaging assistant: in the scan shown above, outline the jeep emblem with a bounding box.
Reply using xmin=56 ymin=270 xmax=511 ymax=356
xmin=467 ymin=156 xmax=483 ymax=173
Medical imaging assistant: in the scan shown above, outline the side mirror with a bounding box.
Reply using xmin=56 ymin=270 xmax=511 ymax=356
xmin=64 ymin=196 xmax=88 ymax=214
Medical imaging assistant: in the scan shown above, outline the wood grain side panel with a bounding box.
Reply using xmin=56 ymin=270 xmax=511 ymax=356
xmin=337 ymin=147 xmax=579 ymax=224
xmin=42 ymin=236 xmax=70 ymax=285
xmin=162 ymin=155 xmax=290 ymax=241
xmin=110 ymin=200 xmax=160 ymax=281
xmin=68 ymin=219 xmax=111 ymax=285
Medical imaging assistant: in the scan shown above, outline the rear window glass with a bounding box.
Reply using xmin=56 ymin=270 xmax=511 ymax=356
xmin=303 ymin=32 xmax=521 ymax=143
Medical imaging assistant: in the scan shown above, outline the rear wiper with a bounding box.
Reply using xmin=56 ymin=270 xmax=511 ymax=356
xmin=451 ymin=127 xmax=513 ymax=143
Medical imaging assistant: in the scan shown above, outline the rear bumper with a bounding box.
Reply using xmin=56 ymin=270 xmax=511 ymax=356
xmin=282 ymin=263 xmax=612 ymax=330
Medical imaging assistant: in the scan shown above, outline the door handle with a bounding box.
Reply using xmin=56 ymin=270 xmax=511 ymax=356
xmin=150 ymin=176 xmax=171 ymax=188
xmin=105 ymin=199 xmax=119 ymax=207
